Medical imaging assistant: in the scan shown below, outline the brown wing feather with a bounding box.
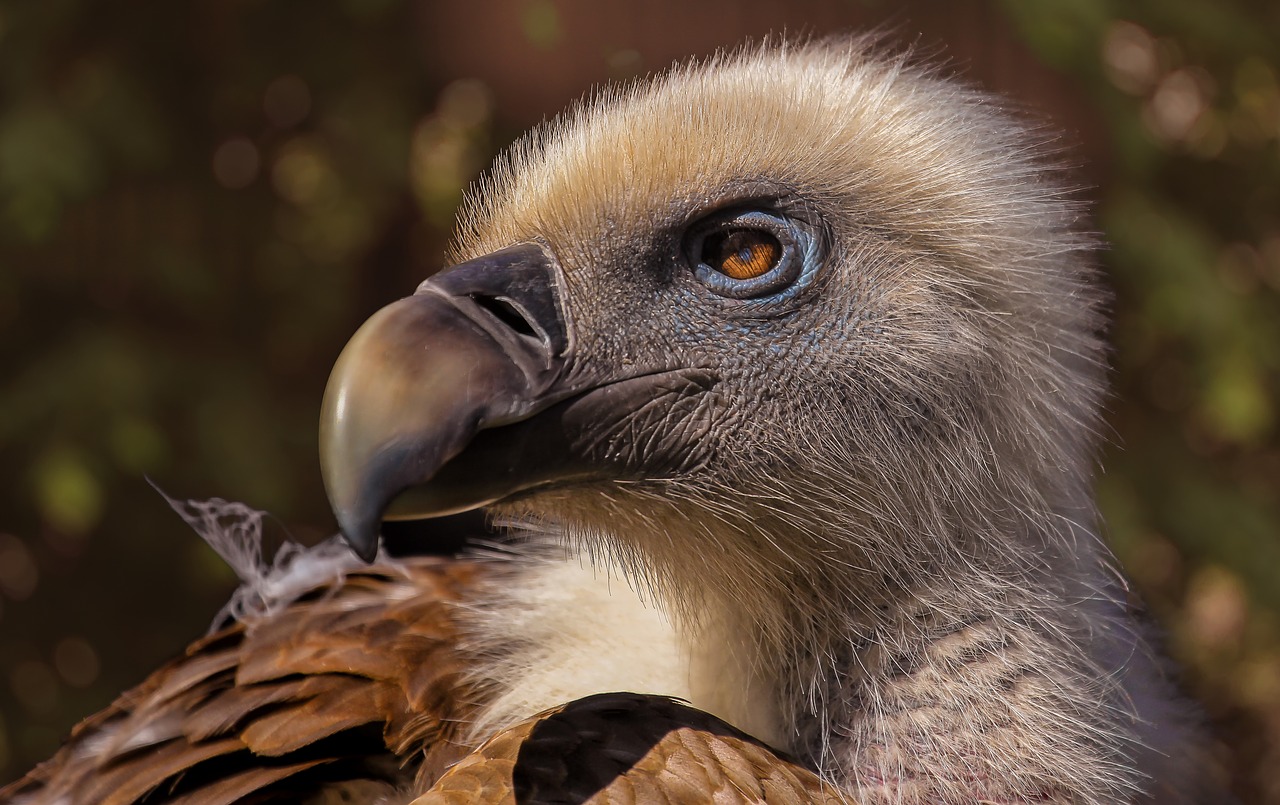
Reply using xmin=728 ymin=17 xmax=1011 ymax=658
xmin=3 ymin=560 xmax=851 ymax=804
xmin=0 ymin=557 xmax=484 ymax=805
xmin=416 ymin=693 xmax=852 ymax=805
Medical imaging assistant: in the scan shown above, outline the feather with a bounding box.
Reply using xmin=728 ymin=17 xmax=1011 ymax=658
xmin=1 ymin=553 xmax=481 ymax=804
xmin=415 ymin=694 xmax=847 ymax=804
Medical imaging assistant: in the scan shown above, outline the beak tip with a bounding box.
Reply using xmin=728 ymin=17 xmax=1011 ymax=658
xmin=335 ymin=507 xmax=382 ymax=564
xmin=349 ymin=536 xmax=379 ymax=564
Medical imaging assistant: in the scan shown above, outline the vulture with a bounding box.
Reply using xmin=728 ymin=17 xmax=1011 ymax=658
xmin=3 ymin=40 xmax=1225 ymax=805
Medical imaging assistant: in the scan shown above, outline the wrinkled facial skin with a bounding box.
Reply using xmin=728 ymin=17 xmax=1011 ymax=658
xmin=537 ymin=187 xmax=851 ymax=478
xmin=473 ymin=182 xmax=979 ymax=512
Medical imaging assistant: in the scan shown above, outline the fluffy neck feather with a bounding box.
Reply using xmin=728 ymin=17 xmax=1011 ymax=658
xmin=461 ymin=474 xmax=1212 ymax=804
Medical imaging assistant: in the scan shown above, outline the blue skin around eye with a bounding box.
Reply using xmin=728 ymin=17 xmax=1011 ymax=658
xmin=762 ymin=231 xmax=822 ymax=306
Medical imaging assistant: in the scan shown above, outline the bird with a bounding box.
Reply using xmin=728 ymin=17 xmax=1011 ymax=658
xmin=1 ymin=38 xmax=1225 ymax=804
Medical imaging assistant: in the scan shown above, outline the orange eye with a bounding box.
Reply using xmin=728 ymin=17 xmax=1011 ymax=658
xmin=703 ymin=229 xmax=782 ymax=280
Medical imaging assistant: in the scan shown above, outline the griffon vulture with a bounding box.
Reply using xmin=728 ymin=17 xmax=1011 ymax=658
xmin=2 ymin=40 xmax=1223 ymax=805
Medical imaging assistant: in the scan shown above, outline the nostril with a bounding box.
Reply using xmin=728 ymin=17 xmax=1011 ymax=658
xmin=425 ymin=244 xmax=568 ymax=356
xmin=470 ymin=293 xmax=540 ymax=341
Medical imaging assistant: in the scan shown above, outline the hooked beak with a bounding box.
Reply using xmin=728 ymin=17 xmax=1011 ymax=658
xmin=320 ymin=242 xmax=715 ymax=561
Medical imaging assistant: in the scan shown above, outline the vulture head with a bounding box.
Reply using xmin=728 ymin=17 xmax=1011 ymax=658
xmin=320 ymin=41 xmax=1213 ymax=803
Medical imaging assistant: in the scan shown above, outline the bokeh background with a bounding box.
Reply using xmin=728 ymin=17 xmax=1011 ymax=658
xmin=1 ymin=0 xmax=1278 ymax=799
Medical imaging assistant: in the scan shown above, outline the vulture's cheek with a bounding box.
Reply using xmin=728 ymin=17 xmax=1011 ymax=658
xmin=557 ymin=368 xmax=725 ymax=476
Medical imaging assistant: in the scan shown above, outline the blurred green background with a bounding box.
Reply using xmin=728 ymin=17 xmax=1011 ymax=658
xmin=0 ymin=0 xmax=1277 ymax=800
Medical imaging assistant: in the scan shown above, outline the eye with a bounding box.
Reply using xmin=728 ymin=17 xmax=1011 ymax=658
xmin=685 ymin=209 xmax=812 ymax=300
xmin=703 ymin=230 xmax=782 ymax=280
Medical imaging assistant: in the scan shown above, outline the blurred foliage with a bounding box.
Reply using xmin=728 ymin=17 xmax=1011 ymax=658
xmin=0 ymin=0 xmax=1277 ymax=800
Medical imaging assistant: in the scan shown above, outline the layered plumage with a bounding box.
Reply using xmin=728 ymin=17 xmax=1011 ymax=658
xmin=2 ymin=40 xmax=1223 ymax=804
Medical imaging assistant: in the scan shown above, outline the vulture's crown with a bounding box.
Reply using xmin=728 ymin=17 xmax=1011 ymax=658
xmin=4 ymin=40 xmax=1221 ymax=805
